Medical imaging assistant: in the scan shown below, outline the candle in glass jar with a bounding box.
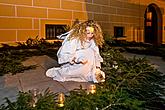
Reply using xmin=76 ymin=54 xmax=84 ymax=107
xmin=58 ymin=93 xmax=65 ymax=107
xmin=89 ymin=84 xmax=96 ymax=94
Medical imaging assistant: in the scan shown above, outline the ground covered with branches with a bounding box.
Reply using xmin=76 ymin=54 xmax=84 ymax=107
xmin=0 ymin=42 xmax=164 ymax=109
xmin=0 ymin=37 xmax=60 ymax=76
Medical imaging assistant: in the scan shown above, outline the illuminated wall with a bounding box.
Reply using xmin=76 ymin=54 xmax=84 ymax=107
xmin=0 ymin=0 xmax=165 ymax=44
xmin=0 ymin=0 xmax=89 ymax=43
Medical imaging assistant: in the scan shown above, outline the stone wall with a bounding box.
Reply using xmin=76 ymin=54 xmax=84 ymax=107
xmin=0 ymin=0 xmax=165 ymax=44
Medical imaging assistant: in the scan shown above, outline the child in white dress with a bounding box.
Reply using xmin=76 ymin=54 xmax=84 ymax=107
xmin=46 ymin=20 xmax=105 ymax=83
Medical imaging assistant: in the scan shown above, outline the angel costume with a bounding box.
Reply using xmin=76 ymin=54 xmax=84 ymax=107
xmin=46 ymin=31 xmax=104 ymax=83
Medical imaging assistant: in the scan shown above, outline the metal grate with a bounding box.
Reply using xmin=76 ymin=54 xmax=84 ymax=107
xmin=114 ymin=26 xmax=124 ymax=38
xmin=45 ymin=24 xmax=67 ymax=40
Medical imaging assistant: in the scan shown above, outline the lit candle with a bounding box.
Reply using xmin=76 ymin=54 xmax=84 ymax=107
xmin=89 ymin=84 xmax=96 ymax=94
xmin=58 ymin=93 xmax=65 ymax=107
xmin=33 ymin=89 xmax=38 ymax=97
xmin=31 ymin=89 xmax=39 ymax=107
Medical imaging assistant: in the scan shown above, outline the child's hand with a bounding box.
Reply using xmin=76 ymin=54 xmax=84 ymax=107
xmin=80 ymin=58 xmax=88 ymax=64
xmin=70 ymin=57 xmax=76 ymax=64
xmin=75 ymin=56 xmax=88 ymax=64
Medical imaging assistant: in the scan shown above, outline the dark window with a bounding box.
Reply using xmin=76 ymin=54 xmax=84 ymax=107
xmin=114 ymin=26 xmax=124 ymax=38
xmin=45 ymin=24 xmax=67 ymax=40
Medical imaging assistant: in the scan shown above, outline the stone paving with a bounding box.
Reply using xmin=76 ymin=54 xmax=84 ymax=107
xmin=0 ymin=53 xmax=165 ymax=105
xmin=0 ymin=55 xmax=91 ymax=105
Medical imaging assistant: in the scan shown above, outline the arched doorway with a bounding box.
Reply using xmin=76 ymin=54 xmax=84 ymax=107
xmin=144 ymin=3 xmax=162 ymax=45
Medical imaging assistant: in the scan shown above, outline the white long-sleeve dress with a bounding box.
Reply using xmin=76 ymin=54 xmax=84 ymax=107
xmin=46 ymin=33 xmax=103 ymax=83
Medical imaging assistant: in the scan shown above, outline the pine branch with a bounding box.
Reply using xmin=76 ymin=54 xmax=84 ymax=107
xmin=101 ymin=103 xmax=125 ymax=110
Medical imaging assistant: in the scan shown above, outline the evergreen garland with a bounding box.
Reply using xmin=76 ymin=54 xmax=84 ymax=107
xmin=0 ymin=46 xmax=165 ymax=110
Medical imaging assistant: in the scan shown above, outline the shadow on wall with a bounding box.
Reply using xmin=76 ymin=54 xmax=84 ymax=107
xmin=84 ymin=0 xmax=164 ymax=46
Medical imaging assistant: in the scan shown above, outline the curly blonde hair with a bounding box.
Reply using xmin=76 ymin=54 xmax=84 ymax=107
xmin=69 ymin=20 xmax=104 ymax=47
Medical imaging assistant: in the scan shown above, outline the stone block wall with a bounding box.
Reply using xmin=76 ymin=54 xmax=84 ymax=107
xmin=0 ymin=0 xmax=164 ymax=44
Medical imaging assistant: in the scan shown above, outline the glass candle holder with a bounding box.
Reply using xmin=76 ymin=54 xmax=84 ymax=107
xmin=89 ymin=84 xmax=96 ymax=94
xmin=30 ymin=89 xmax=39 ymax=107
xmin=58 ymin=93 xmax=65 ymax=107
